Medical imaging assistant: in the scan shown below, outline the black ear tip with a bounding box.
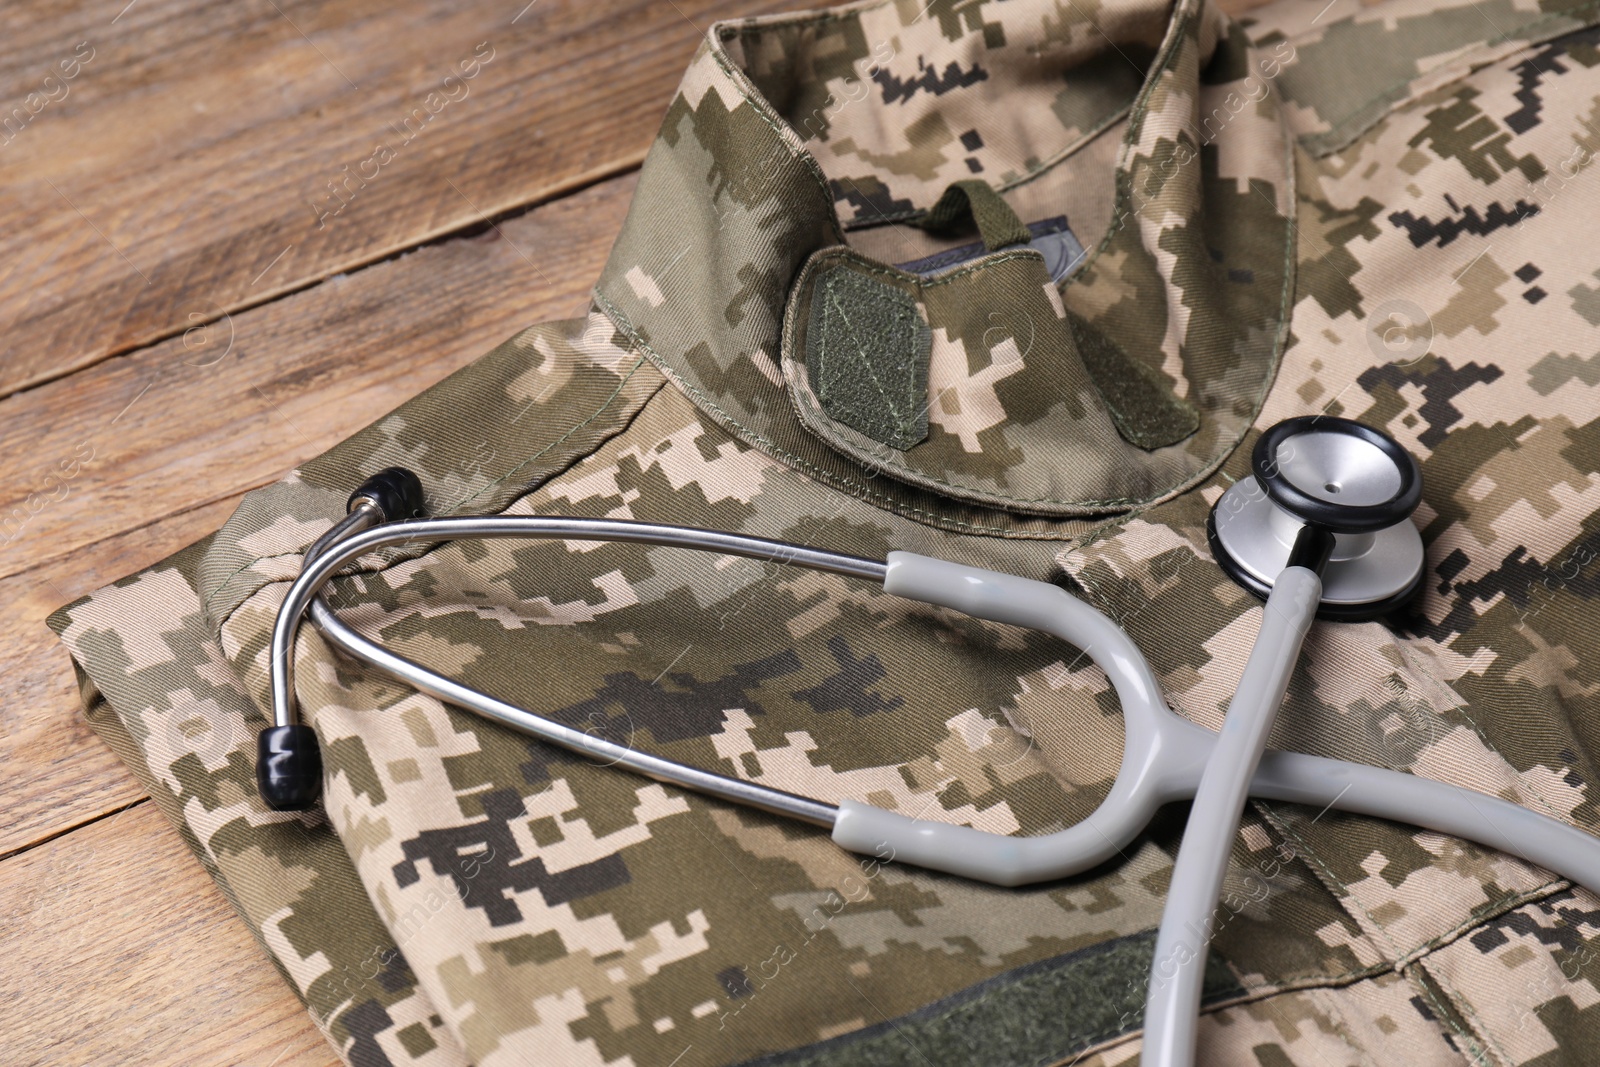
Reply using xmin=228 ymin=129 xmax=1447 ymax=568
xmin=257 ymin=725 xmax=324 ymax=811
xmin=348 ymin=467 xmax=426 ymax=521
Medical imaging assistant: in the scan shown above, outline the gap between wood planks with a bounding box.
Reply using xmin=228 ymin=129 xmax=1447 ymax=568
xmin=0 ymin=167 xmax=636 ymax=590
xmin=0 ymin=796 xmax=148 ymax=864
xmin=4 ymin=153 xmax=643 ymax=403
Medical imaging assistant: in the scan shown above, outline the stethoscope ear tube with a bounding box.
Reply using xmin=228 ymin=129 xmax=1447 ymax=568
xmin=260 ymin=474 xmax=890 ymax=814
xmin=255 ymin=469 xmax=422 ymax=811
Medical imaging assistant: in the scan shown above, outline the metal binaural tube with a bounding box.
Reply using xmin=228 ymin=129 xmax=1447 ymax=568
xmin=271 ymin=515 xmax=887 ymax=732
xmin=269 ymin=512 xmax=885 ymax=822
xmin=307 ymin=594 xmax=839 ymax=826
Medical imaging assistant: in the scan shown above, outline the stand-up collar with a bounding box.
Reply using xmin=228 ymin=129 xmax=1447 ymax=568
xmin=596 ymin=0 xmax=1293 ymax=527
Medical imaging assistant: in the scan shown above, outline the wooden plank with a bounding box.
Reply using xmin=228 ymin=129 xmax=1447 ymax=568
xmin=0 ymin=0 xmax=790 ymax=399
xmin=0 ymin=169 xmax=636 ymax=585
xmin=0 ymin=0 xmax=1275 ymax=386
xmin=0 ymin=495 xmax=236 ymax=857
xmin=0 ymin=170 xmax=638 ymax=854
xmin=0 ymin=800 xmax=337 ymax=1067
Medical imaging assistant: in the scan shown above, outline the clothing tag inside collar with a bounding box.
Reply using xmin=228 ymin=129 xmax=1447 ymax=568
xmin=894 ymin=216 xmax=1087 ymax=282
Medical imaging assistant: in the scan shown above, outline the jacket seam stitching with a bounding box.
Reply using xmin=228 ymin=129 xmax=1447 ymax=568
xmin=1259 ymin=801 xmax=1529 ymax=1063
xmin=1270 ymin=810 xmax=1489 ymax=1059
xmin=1062 ymin=870 xmax=1581 ymax=1067
xmin=704 ymin=45 xmax=848 ymax=247
xmin=1424 ymin=970 xmax=1514 ymax=1067
xmin=440 ymin=356 xmax=658 ymax=514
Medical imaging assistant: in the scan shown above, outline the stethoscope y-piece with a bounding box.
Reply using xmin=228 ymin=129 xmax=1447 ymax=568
xmin=256 ymin=417 xmax=1600 ymax=1067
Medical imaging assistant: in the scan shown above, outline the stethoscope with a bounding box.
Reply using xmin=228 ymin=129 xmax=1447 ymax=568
xmin=257 ymin=416 xmax=1600 ymax=1067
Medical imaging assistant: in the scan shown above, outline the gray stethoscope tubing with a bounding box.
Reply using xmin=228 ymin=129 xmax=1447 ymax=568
xmin=260 ymin=417 xmax=1600 ymax=1067
xmin=266 ymin=496 xmax=1600 ymax=895
xmin=1140 ymin=563 xmax=1322 ymax=1067
xmin=1144 ymin=417 xmax=1424 ymax=1067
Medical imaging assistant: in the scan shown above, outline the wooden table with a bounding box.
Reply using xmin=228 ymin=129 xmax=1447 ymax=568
xmin=0 ymin=1 xmax=1265 ymax=1062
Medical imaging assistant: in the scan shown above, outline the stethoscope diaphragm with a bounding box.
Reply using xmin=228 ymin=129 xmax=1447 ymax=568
xmin=1208 ymin=415 xmax=1425 ymax=619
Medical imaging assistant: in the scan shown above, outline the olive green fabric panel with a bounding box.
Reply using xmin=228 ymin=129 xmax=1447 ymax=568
xmin=1066 ymin=311 xmax=1200 ymax=451
xmin=732 ymin=930 xmax=1243 ymax=1067
xmin=806 ymin=265 xmax=931 ymax=450
xmin=783 ymin=249 xmax=1201 ymax=506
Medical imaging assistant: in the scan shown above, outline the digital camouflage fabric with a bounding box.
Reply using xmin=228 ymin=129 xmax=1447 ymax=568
xmin=45 ymin=0 xmax=1600 ymax=1062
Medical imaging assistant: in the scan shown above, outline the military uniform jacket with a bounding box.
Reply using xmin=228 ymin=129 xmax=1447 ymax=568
xmin=48 ymin=0 xmax=1600 ymax=1062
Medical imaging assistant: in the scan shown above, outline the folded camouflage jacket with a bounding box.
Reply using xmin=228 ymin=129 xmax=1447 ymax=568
xmin=49 ymin=0 xmax=1600 ymax=1062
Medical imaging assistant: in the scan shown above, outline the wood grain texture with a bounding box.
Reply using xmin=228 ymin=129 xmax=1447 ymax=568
xmin=0 ymin=0 xmax=1284 ymax=1059
xmin=0 ymin=800 xmax=337 ymax=1067
xmin=0 ymin=0 xmax=789 ymax=399
xmin=0 ymin=169 xmax=636 ymax=585
xmin=0 ymin=496 xmax=233 ymax=858
xmin=0 ymin=171 xmax=638 ymax=858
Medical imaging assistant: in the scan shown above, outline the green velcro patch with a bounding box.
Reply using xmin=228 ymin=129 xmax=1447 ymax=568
xmin=1067 ymin=310 xmax=1200 ymax=450
xmin=732 ymin=928 xmax=1246 ymax=1067
xmin=806 ymin=266 xmax=932 ymax=451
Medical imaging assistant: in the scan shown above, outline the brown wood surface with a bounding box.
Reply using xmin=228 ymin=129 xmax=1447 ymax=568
xmin=1 ymin=800 xmax=335 ymax=1067
xmin=0 ymin=171 xmax=637 ymax=861
xmin=0 ymin=0 xmax=791 ymax=400
xmin=0 ymin=0 xmax=1273 ymax=1062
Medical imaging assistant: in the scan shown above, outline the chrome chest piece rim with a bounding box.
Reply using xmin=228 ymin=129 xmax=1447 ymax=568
xmin=1208 ymin=416 xmax=1426 ymax=620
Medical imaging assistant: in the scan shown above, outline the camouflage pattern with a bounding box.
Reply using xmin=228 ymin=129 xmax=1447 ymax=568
xmin=595 ymin=0 xmax=1292 ymax=519
xmin=45 ymin=0 xmax=1600 ymax=1063
xmin=52 ymin=540 xmax=469 ymax=1066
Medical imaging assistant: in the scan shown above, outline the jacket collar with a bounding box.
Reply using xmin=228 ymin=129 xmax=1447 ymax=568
xmin=595 ymin=0 xmax=1293 ymax=526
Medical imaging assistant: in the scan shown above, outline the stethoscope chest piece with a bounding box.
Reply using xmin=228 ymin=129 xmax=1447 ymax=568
xmin=1208 ymin=416 xmax=1425 ymax=620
